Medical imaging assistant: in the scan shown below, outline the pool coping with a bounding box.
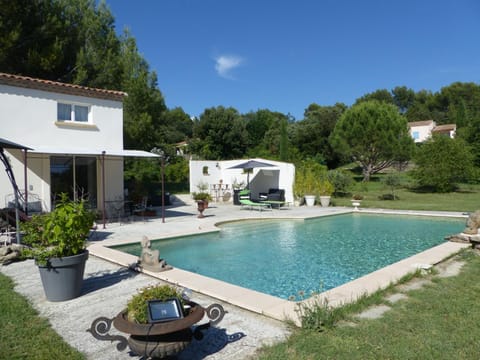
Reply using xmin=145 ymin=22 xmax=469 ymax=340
xmin=88 ymin=208 xmax=470 ymax=326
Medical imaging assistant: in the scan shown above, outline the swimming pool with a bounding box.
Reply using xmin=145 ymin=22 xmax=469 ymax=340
xmin=113 ymin=213 xmax=463 ymax=300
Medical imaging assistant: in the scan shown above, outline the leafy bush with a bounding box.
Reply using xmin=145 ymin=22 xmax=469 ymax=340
xmin=21 ymin=194 xmax=95 ymax=265
xmin=412 ymin=136 xmax=475 ymax=192
xmin=126 ymin=284 xmax=185 ymax=324
xmin=327 ymin=170 xmax=353 ymax=196
xmin=378 ymin=194 xmax=399 ymax=200
xmin=192 ymin=192 xmax=212 ymax=201
xmin=295 ymin=295 xmax=340 ymax=331
xmin=294 ymin=159 xmax=329 ymax=197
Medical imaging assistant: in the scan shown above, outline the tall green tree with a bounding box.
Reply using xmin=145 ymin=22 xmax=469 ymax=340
xmin=330 ymin=101 xmax=414 ymax=181
xmin=405 ymin=89 xmax=436 ymax=122
xmin=412 ymin=136 xmax=475 ymax=192
xmin=119 ymin=32 xmax=167 ymax=150
xmin=159 ymin=107 xmax=193 ymax=143
xmin=291 ymin=103 xmax=346 ymax=168
xmin=392 ymin=86 xmax=416 ymax=114
xmin=191 ymin=106 xmax=248 ymax=160
xmin=0 ymin=0 xmax=81 ymax=81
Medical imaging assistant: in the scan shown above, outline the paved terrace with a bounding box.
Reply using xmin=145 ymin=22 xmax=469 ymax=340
xmin=0 ymin=198 xmax=469 ymax=359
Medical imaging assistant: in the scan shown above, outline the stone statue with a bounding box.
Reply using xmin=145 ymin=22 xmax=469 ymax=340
xmin=463 ymin=210 xmax=480 ymax=235
xmin=139 ymin=236 xmax=172 ymax=272
xmin=447 ymin=210 xmax=480 ymax=247
xmin=0 ymin=244 xmax=24 ymax=265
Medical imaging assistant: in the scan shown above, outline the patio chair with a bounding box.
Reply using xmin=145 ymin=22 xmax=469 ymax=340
xmin=133 ymin=196 xmax=149 ymax=221
xmin=238 ymin=190 xmax=271 ymax=211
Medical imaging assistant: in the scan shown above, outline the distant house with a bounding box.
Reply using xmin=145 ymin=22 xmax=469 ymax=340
xmin=174 ymin=140 xmax=190 ymax=158
xmin=408 ymin=120 xmax=456 ymax=143
xmin=0 ymin=72 xmax=157 ymax=213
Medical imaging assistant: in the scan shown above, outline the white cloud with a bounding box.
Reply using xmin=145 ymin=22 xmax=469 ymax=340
xmin=214 ymin=55 xmax=244 ymax=79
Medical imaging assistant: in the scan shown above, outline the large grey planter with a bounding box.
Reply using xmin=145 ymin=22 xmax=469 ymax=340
xmin=37 ymin=250 xmax=89 ymax=301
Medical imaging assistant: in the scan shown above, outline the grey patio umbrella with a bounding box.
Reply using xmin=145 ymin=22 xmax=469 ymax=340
xmin=228 ymin=159 xmax=276 ymax=188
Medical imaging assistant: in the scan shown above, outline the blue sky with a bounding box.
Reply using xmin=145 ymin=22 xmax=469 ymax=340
xmin=106 ymin=0 xmax=480 ymax=120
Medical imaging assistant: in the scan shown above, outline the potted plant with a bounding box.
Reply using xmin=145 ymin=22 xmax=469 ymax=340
xmin=113 ymin=284 xmax=205 ymax=358
xmin=192 ymin=192 xmax=212 ymax=218
xmin=192 ymin=181 xmax=211 ymax=205
xmin=318 ymin=179 xmax=334 ymax=207
xmin=21 ymin=193 xmax=95 ymax=301
xmin=351 ymin=194 xmax=363 ymax=210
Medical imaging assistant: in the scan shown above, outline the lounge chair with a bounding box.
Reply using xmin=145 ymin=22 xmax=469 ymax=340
xmin=238 ymin=190 xmax=272 ymax=211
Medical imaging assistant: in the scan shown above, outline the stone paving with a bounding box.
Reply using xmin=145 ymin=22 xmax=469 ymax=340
xmin=1 ymin=255 xmax=290 ymax=360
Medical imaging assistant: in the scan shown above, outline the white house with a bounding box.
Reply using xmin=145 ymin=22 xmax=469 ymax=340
xmin=408 ymin=120 xmax=436 ymax=143
xmin=189 ymin=158 xmax=295 ymax=204
xmin=0 ymin=72 xmax=157 ymax=214
xmin=408 ymin=120 xmax=456 ymax=143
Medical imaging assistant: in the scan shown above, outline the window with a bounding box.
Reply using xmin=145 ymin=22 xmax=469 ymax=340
xmin=412 ymin=131 xmax=419 ymax=140
xmin=57 ymin=102 xmax=90 ymax=122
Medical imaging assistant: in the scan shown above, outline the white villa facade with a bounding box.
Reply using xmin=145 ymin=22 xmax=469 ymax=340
xmin=0 ymin=73 xmax=156 ymax=213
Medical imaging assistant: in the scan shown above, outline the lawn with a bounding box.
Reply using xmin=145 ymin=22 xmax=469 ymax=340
xmin=0 ymin=273 xmax=85 ymax=359
xmin=258 ymin=250 xmax=480 ymax=359
xmin=333 ymin=175 xmax=480 ymax=212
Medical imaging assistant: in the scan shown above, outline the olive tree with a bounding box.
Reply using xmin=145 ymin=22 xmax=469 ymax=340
xmin=330 ymin=101 xmax=414 ymax=181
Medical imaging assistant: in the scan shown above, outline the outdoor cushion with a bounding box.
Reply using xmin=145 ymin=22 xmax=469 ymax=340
xmin=266 ymin=188 xmax=285 ymax=202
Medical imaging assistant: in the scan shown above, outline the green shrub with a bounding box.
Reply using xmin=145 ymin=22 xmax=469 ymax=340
xmin=21 ymin=194 xmax=95 ymax=265
xmin=126 ymin=284 xmax=185 ymax=324
xmin=327 ymin=170 xmax=353 ymax=196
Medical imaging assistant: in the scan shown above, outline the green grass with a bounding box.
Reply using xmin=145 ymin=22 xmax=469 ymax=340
xmin=333 ymin=176 xmax=480 ymax=212
xmin=258 ymin=250 xmax=480 ymax=359
xmin=0 ymin=273 xmax=85 ymax=359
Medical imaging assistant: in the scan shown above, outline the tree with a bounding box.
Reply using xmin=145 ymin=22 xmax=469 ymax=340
xmin=354 ymin=89 xmax=394 ymax=105
xmin=291 ymin=103 xmax=346 ymax=168
xmin=330 ymin=101 xmax=414 ymax=181
xmin=405 ymin=89 xmax=436 ymax=122
xmin=159 ymin=107 xmax=193 ymax=143
xmin=120 ymin=32 xmax=167 ymax=150
xmin=392 ymin=86 xmax=415 ymax=114
xmin=241 ymin=109 xmax=295 ymax=160
xmin=382 ymin=172 xmax=402 ymax=199
xmin=412 ymin=136 xmax=475 ymax=192
xmin=191 ymin=106 xmax=248 ymax=160
xmin=0 ymin=0 xmax=78 ymax=80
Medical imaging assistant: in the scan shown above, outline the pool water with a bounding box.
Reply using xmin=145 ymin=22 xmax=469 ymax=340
xmin=113 ymin=214 xmax=463 ymax=300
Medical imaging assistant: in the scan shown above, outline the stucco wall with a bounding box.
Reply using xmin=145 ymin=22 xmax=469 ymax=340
xmin=0 ymin=84 xmax=123 ymax=151
xmin=189 ymin=159 xmax=295 ymax=204
xmin=409 ymin=122 xmax=435 ymax=143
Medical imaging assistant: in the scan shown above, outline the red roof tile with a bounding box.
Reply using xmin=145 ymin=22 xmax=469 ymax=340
xmin=0 ymin=72 xmax=126 ymax=101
